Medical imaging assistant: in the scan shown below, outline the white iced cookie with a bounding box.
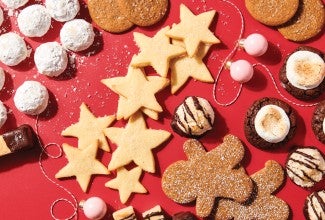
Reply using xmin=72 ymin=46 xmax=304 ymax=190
xmin=17 ymin=4 xmax=51 ymax=37
xmin=45 ymin=0 xmax=80 ymax=22
xmin=0 ymin=32 xmax=28 ymax=66
xmin=34 ymin=42 xmax=68 ymax=77
xmin=1 ymin=0 xmax=28 ymax=9
xmin=60 ymin=19 xmax=95 ymax=52
xmin=0 ymin=68 xmax=5 ymax=90
xmin=0 ymin=101 xmax=7 ymax=128
xmin=0 ymin=7 xmax=3 ymax=27
xmin=14 ymin=81 xmax=49 ymax=115
xmin=286 ymin=50 xmax=325 ymax=90
xmin=254 ymin=104 xmax=290 ymax=143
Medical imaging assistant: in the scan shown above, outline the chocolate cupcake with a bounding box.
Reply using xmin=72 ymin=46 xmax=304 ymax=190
xmin=279 ymin=46 xmax=325 ymax=100
xmin=286 ymin=146 xmax=325 ymax=188
xmin=312 ymin=101 xmax=325 ymax=144
xmin=244 ymin=97 xmax=296 ymax=149
xmin=304 ymin=190 xmax=325 ymax=220
xmin=171 ymin=96 xmax=215 ymax=138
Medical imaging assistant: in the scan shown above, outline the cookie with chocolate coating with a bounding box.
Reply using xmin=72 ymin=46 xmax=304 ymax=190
xmin=312 ymin=101 xmax=325 ymax=144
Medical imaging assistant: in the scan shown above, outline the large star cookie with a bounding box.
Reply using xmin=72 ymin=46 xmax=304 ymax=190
xmin=166 ymin=4 xmax=220 ymax=57
xmin=55 ymin=142 xmax=109 ymax=192
xmin=130 ymin=26 xmax=186 ymax=77
xmin=170 ymin=39 xmax=214 ymax=94
xmin=105 ymin=111 xmax=171 ymax=173
xmin=101 ymin=66 xmax=169 ymax=120
xmin=61 ymin=103 xmax=115 ymax=151
xmin=105 ymin=166 xmax=147 ymax=204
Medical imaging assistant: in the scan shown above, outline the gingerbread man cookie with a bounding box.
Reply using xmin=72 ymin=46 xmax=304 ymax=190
xmin=161 ymin=135 xmax=253 ymax=217
xmin=215 ymin=160 xmax=290 ymax=220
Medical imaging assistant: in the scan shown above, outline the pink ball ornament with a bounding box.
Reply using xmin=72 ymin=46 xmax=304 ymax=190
xmin=227 ymin=60 xmax=254 ymax=83
xmin=239 ymin=33 xmax=268 ymax=57
xmin=81 ymin=197 xmax=107 ymax=220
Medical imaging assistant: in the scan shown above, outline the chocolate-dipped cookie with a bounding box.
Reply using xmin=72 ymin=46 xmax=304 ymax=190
xmin=244 ymin=97 xmax=296 ymax=149
xmin=304 ymin=190 xmax=325 ymax=220
xmin=312 ymin=101 xmax=325 ymax=144
xmin=279 ymin=46 xmax=325 ymax=100
xmin=171 ymin=96 xmax=215 ymax=138
xmin=286 ymin=146 xmax=325 ymax=188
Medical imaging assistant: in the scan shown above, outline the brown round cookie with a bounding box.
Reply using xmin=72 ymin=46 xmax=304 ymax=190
xmin=304 ymin=190 xmax=325 ymax=220
xmin=312 ymin=101 xmax=325 ymax=144
xmin=245 ymin=0 xmax=299 ymax=26
xmin=278 ymin=0 xmax=325 ymax=42
xmin=88 ymin=0 xmax=134 ymax=33
xmin=244 ymin=97 xmax=296 ymax=149
xmin=279 ymin=46 xmax=325 ymax=100
xmin=117 ymin=0 xmax=168 ymax=27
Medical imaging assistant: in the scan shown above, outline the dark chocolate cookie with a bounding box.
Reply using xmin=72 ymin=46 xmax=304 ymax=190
xmin=304 ymin=190 xmax=325 ymax=220
xmin=312 ymin=101 xmax=325 ymax=144
xmin=244 ymin=97 xmax=296 ymax=149
xmin=279 ymin=46 xmax=325 ymax=100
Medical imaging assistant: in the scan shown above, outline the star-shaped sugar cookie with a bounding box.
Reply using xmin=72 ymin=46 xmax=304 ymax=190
xmin=166 ymin=4 xmax=220 ymax=57
xmin=105 ymin=166 xmax=147 ymax=204
xmin=170 ymin=39 xmax=214 ymax=94
xmin=104 ymin=111 xmax=171 ymax=173
xmin=101 ymin=66 xmax=169 ymax=120
xmin=61 ymin=103 xmax=115 ymax=151
xmin=131 ymin=26 xmax=186 ymax=77
xmin=55 ymin=142 xmax=109 ymax=192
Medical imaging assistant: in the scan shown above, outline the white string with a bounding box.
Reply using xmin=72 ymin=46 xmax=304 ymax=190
xmin=212 ymin=0 xmax=319 ymax=108
xmin=35 ymin=117 xmax=78 ymax=220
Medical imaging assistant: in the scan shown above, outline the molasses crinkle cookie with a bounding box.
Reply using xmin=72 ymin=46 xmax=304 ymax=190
xmin=171 ymin=96 xmax=215 ymax=138
xmin=286 ymin=147 xmax=325 ymax=188
xmin=244 ymin=97 xmax=296 ymax=149
xmin=280 ymin=46 xmax=325 ymax=100
xmin=312 ymin=101 xmax=325 ymax=144
xmin=304 ymin=190 xmax=325 ymax=220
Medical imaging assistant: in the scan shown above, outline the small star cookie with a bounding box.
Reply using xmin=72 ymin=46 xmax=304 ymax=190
xmin=55 ymin=142 xmax=109 ymax=192
xmin=105 ymin=111 xmax=171 ymax=173
xmin=170 ymin=39 xmax=213 ymax=94
xmin=61 ymin=103 xmax=115 ymax=151
xmin=131 ymin=26 xmax=186 ymax=77
xmin=166 ymin=4 xmax=220 ymax=57
xmin=105 ymin=166 xmax=147 ymax=204
xmin=101 ymin=66 xmax=169 ymax=120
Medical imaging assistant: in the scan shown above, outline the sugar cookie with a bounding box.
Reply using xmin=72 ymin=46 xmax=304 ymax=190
xmin=280 ymin=46 xmax=325 ymax=100
xmin=17 ymin=5 xmax=51 ymax=37
xmin=14 ymin=81 xmax=49 ymax=115
xmin=171 ymin=96 xmax=215 ymax=138
xmin=1 ymin=0 xmax=28 ymax=9
xmin=162 ymin=135 xmax=253 ymax=217
xmin=34 ymin=42 xmax=68 ymax=77
xmin=215 ymin=160 xmax=290 ymax=220
xmin=45 ymin=0 xmax=80 ymax=22
xmin=117 ymin=0 xmax=168 ymax=27
xmin=60 ymin=19 xmax=95 ymax=52
xmin=88 ymin=0 xmax=134 ymax=33
xmin=312 ymin=101 xmax=325 ymax=144
xmin=245 ymin=0 xmax=299 ymax=26
xmin=304 ymin=190 xmax=325 ymax=220
xmin=0 ymin=32 xmax=28 ymax=66
xmin=286 ymin=146 xmax=325 ymax=188
xmin=244 ymin=97 xmax=296 ymax=149
xmin=278 ymin=0 xmax=325 ymax=42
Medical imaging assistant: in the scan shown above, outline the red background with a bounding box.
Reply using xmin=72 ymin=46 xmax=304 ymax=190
xmin=0 ymin=0 xmax=324 ymax=219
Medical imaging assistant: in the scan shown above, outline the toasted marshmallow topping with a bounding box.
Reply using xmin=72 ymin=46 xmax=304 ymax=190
xmin=286 ymin=50 xmax=325 ymax=90
xmin=254 ymin=105 xmax=290 ymax=143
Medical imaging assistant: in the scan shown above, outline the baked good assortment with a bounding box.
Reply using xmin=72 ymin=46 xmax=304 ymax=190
xmin=0 ymin=0 xmax=323 ymax=219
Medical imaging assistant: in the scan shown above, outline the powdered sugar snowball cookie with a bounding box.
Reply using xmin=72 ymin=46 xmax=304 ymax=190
xmin=0 ymin=101 xmax=7 ymax=128
xmin=0 ymin=68 xmax=5 ymax=91
xmin=0 ymin=7 xmax=3 ymax=27
xmin=0 ymin=32 xmax=27 ymax=66
xmin=17 ymin=4 xmax=51 ymax=37
xmin=60 ymin=19 xmax=95 ymax=52
xmin=34 ymin=42 xmax=68 ymax=77
xmin=14 ymin=81 xmax=49 ymax=115
xmin=1 ymin=0 xmax=28 ymax=9
xmin=45 ymin=0 xmax=80 ymax=22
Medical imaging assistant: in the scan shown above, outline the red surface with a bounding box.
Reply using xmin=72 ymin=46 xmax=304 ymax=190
xmin=0 ymin=0 xmax=324 ymax=219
